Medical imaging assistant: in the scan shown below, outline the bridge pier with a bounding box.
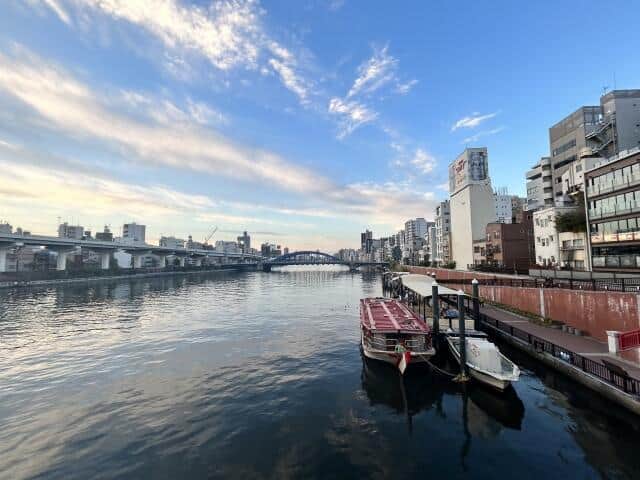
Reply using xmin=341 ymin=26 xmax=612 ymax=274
xmin=100 ymin=252 xmax=110 ymax=270
xmin=0 ymin=247 xmax=8 ymax=273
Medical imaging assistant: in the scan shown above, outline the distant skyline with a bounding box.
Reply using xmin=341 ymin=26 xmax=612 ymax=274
xmin=1 ymin=0 xmax=639 ymax=251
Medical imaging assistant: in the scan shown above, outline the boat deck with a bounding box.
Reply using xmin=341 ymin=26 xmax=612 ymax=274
xmin=360 ymin=297 xmax=429 ymax=334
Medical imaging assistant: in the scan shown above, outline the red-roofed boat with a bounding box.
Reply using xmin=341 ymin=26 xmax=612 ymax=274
xmin=360 ymin=297 xmax=435 ymax=374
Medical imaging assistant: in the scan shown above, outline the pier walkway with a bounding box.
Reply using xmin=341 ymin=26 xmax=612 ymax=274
xmin=479 ymin=304 xmax=640 ymax=381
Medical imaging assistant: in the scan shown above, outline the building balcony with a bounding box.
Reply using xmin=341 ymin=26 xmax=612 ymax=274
xmin=587 ymin=173 xmax=640 ymax=197
xmin=591 ymin=230 xmax=640 ymax=244
xmin=560 ymin=245 xmax=584 ymax=251
xmin=592 ymin=255 xmax=640 ymax=270
xmin=588 ymin=201 xmax=640 ymax=221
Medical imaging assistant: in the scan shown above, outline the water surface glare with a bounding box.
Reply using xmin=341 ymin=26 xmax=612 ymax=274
xmin=1 ymin=268 xmax=639 ymax=479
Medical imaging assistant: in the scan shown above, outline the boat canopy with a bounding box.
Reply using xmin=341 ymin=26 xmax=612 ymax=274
xmin=400 ymin=274 xmax=464 ymax=298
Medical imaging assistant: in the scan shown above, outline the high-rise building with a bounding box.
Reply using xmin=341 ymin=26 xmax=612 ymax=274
xmin=360 ymin=230 xmax=373 ymax=254
xmin=434 ymin=200 xmax=451 ymax=265
xmin=122 ymin=222 xmax=146 ymax=244
xmin=526 ymin=157 xmax=554 ymax=211
xmin=237 ymin=231 xmax=251 ymax=253
xmin=493 ymin=188 xmax=513 ymax=224
xmin=449 ymin=148 xmax=496 ymax=270
xmin=58 ymin=222 xmax=84 ymax=240
xmin=549 ymin=106 xmax=602 ymax=203
xmin=587 ymin=90 xmax=640 ymax=159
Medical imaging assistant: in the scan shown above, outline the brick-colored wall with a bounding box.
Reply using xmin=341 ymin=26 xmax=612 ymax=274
xmin=407 ymin=266 xmax=640 ymax=341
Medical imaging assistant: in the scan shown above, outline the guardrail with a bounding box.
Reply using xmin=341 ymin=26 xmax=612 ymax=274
xmin=439 ymin=276 xmax=640 ymax=293
xmin=481 ymin=313 xmax=640 ymax=396
xmin=620 ymin=329 xmax=640 ymax=351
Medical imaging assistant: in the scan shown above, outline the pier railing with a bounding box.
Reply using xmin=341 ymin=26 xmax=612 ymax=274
xmin=481 ymin=312 xmax=640 ymax=396
xmin=438 ymin=276 xmax=640 ymax=293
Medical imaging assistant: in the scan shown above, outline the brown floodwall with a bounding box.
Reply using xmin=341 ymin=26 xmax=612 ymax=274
xmin=407 ymin=267 xmax=640 ymax=341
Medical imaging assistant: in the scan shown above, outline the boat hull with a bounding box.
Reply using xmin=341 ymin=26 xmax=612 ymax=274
xmin=361 ymin=336 xmax=434 ymax=367
xmin=446 ymin=337 xmax=513 ymax=391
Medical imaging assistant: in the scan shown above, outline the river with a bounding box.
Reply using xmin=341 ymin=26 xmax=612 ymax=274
xmin=0 ymin=267 xmax=639 ymax=479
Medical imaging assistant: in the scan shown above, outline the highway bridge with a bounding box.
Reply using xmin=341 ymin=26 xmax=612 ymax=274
xmin=0 ymin=232 xmax=261 ymax=273
xmin=262 ymin=251 xmax=387 ymax=272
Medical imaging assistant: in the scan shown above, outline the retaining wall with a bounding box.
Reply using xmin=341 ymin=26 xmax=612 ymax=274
xmin=407 ymin=266 xmax=640 ymax=341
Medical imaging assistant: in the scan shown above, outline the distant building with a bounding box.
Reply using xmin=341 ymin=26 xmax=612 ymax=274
xmin=361 ymin=230 xmax=373 ymax=254
xmin=585 ymin=148 xmax=640 ymax=272
xmin=283 ymin=247 xmax=290 ymax=255
xmin=434 ymin=201 xmax=451 ymax=265
xmin=0 ymin=222 xmax=12 ymax=234
xmin=449 ymin=147 xmax=496 ymax=269
xmin=493 ymin=188 xmax=513 ymax=224
xmin=526 ymin=157 xmax=554 ymax=211
xmin=237 ymin=231 xmax=251 ymax=253
xmin=159 ymin=236 xmax=185 ymax=249
xmin=485 ymin=218 xmax=535 ymax=273
xmin=510 ymin=196 xmax=527 ymax=223
xmin=58 ymin=222 xmax=84 ymax=240
xmin=122 ymin=222 xmax=146 ymax=244
xmin=216 ymin=240 xmax=241 ymax=254
xmin=95 ymin=225 xmax=113 ymax=242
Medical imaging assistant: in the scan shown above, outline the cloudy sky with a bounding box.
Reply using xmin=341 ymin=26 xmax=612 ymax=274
xmin=1 ymin=0 xmax=639 ymax=251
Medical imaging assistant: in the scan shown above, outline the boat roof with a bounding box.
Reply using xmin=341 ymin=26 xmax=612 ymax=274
xmin=360 ymin=297 xmax=429 ymax=334
xmin=400 ymin=274 xmax=464 ymax=298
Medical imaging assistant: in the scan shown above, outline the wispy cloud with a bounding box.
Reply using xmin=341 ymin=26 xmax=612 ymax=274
xmin=347 ymin=45 xmax=397 ymax=98
xmin=395 ymin=79 xmax=418 ymax=95
xmin=0 ymin=46 xmax=328 ymax=195
xmin=451 ymin=111 xmax=498 ymax=131
xmin=38 ymin=0 xmax=71 ymax=24
xmin=328 ymin=97 xmax=377 ymax=139
xmin=32 ymin=0 xmax=312 ymax=105
xmin=328 ymin=45 xmax=415 ymax=138
xmin=462 ymin=126 xmax=505 ymax=144
xmin=410 ymin=148 xmax=437 ymax=174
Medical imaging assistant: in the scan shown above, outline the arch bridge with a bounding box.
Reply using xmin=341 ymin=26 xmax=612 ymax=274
xmin=262 ymin=250 xmax=387 ymax=272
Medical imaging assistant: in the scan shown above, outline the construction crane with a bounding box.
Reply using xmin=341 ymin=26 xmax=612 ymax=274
xmin=203 ymin=226 xmax=218 ymax=247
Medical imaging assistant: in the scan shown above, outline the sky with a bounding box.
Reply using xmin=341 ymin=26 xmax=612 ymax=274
xmin=1 ymin=0 xmax=639 ymax=251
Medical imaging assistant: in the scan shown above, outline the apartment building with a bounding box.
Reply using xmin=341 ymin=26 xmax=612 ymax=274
xmin=585 ymin=148 xmax=640 ymax=272
xmin=434 ymin=200 xmax=451 ymax=265
xmin=526 ymin=157 xmax=553 ymax=211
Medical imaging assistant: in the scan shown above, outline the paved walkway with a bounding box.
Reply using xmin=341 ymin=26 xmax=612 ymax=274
xmin=480 ymin=304 xmax=640 ymax=381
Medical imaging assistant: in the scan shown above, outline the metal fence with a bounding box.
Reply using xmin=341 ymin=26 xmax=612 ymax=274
xmin=439 ymin=276 xmax=640 ymax=293
xmin=481 ymin=313 xmax=640 ymax=396
xmin=437 ymin=295 xmax=640 ymax=397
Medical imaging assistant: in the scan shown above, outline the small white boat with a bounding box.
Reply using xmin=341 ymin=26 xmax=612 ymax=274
xmin=360 ymin=297 xmax=435 ymax=374
xmin=445 ymin=332 xmax=520 ymax=391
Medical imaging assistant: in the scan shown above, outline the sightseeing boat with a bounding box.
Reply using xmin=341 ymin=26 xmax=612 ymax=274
xmin=360 ymin=297 xmax=435 ymax=374
xmin=445 ymin=330 xmax=520 ymax=391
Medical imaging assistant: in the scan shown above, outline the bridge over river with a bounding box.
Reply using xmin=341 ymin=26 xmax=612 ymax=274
xmin=262 ymin=251 xmax=387 ymax=272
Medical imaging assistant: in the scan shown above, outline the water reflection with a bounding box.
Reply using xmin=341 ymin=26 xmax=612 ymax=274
xmin=0 ymin=269 xmax=639 ymax=479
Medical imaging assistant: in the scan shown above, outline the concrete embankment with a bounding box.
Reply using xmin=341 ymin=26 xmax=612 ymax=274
xmin=0 ymin=265 xmax=257 ymax=290
xmin=407 ymin=266 xmax=640 ymax=342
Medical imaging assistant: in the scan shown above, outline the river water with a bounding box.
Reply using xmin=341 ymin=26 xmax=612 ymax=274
xmin=0 ymin=268 xmax=639 ymax=479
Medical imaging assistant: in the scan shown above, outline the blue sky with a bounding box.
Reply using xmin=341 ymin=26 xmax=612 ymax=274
xmin=1 ymin=0 xmax=639 ymax=251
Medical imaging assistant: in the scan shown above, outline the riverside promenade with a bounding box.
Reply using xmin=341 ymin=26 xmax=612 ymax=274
xmin=477 ymin=302 xmax=640 ymax=414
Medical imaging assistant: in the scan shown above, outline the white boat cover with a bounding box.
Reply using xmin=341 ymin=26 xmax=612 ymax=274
xmin=451 ymin=337 xmax=519 ymax=380
xmin=400 ymin=274 xmax=463 ymax=298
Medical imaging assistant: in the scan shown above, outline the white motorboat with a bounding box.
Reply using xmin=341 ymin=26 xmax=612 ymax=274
xmin=445 ymin=332 xmax=520 ymax=391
